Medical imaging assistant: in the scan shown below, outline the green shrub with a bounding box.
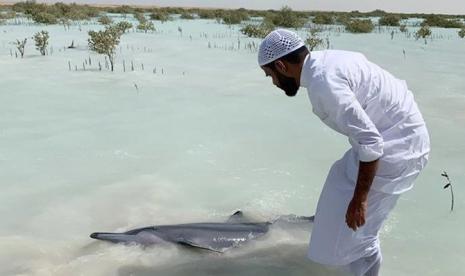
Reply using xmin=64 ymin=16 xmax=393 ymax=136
xmin=336 ymin=14 xmax=351 ymax=25
xmin=134 ymin=12 xmax=146 ymax=23
xmin=106 ymin=5 xmax=134 ymax=14
xmin=369 ymin=9 xmax=387 ymax=17
xmin=33 ymin=30 xmax=49 ymax=55
xmin=12 ymin=1 xmax=44 ymax=14
xmin=313 ymin=13 xmax=334 ymax=25
xmin=421 ymin=14 xmax=463 ymax=28
xmin=137 ymin=21 xmax=155 ymax=33
xmin=160 ymin=7 xmax=185 ymax=15
xmin=266 ymin=6 xmax=306 ymax=28
xmin=415 ymin=25 xmax=432 ymax=44
xmin=221 ymin=10 xmax=249 ymax=25
xmin=240 ymin=21 xmax=275 ymax=38
xmin=306 ymin=27 xmax=324 ymax=50
xmin=32 ymin=12 xmax=58 ymax=24
xmin=115 ymin=21 xmax=133 ymax=33
xmin=180 ymin=12 xmax=194 ymax=19
xmin=399 ymin=24 xmax=408 ymax=32
xmin=98 ymin=15 xmax=112 ymax=25
xmin=0 ymin=10 xmax=17 ymax=20
xmin=197 ymin=9 xmax=217 ymax=19
xmin=150 ymin=11 xmax=170 ymax=21
xmin=13 ymin=1 xmax=98 ymax=21
xmin=88 ymin=26 xmax=122 ymax=71
xmin=345 ymin=19 xmax=374 ymax=33
xmin=379 ymin=14 xmax=401 ymax=26
xmin=459 ymin=27 xmax=465 ymax=38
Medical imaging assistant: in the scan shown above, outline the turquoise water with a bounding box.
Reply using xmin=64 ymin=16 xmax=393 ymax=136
xmin=0 ymin=17 xmax=464 ymax=275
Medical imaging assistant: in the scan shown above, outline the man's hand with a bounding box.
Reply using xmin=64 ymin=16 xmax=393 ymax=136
xmin=346 ymin=158 xmax=378 ymax=231
xmin=345 ymin=196 xmax=368 ymax=231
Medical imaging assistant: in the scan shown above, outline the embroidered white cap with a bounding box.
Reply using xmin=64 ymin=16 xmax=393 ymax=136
xmin=258 ymin=29 xmax=305 ymax=66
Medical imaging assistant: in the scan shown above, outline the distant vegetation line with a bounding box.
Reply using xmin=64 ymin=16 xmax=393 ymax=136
xmin=1 ymin=1 xmax=464 ymax=38
xmin=0 ymin=2 xmax=464 ymax=22
xmin=2 ymin=1 xmax=464 ymax=70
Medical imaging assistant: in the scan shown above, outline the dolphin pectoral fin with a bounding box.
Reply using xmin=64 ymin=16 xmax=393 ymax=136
xmin=176 ymin=239 xmax=225 ymax=253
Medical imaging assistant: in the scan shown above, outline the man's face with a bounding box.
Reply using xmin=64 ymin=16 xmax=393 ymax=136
xmin=261 ymin=65 xmax=299 ymax=97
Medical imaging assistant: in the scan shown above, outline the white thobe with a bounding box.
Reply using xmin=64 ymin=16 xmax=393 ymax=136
xmin=301 ymin=50 xmax=430 ymax=269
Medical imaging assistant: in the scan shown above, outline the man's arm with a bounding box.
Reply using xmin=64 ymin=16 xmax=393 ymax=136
xmin=312 ymin=73 xmax=384 ymax=230
xmin=345 ymin=159 xmax=379 ymax=231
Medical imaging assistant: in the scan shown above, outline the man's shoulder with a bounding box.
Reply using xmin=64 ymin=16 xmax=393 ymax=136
xmin=311 ymin=50 xmax=368 ymax=80
xmin=318 ymin=50 xmax=367 ymax=66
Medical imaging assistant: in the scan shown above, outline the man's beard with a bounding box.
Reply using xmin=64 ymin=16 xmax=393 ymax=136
xmin=276 ymin=71 xmax=299 ymax=97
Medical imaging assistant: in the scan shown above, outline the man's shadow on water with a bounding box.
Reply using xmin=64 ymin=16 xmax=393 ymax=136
xmin=116 ymin=244 xmax=341 ymax=276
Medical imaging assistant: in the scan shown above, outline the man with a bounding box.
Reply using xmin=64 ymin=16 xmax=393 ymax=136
xmin=258 ymin=29 xmax=430 ymax=276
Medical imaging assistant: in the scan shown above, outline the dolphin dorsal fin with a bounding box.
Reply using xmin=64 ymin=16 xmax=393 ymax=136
xmin=226 ymin=210 xmax=248 ymax=223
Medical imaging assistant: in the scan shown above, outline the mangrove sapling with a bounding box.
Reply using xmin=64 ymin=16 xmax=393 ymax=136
xmin=441 ymin=171 xmax=454 ymax=212
xmin=60 ymin=18 xmax=71 ymax=31
xmin=379 ymin=14 xmax=401 ymax=26
xmin=306 ymin=27 xmax=324 ymax=51
xmin=459 ymin=27 xmax=465 ymax=38
xmin=15 ymin=38 xmax=27 ymax=58
xmin=134 ymin=12 xmax=147 ymax=24
xmin=345 ymin=19 xmax=374 ymax=33
xmin=88 ymin=26 xmax=122 ymax=71
xmin=33 ymin=30 xmax=49 ymax=56
xmin=399 ymin=24 xmax=407 ymax=33
xmin=115 ymin=21 xmax=133 ymax=34
xmin=98 ymin=15 xmax=113 ymax=25
xmin=415 ymin=25 xmax=432 ymax=45
xmin=137 ymin=21 xmax=155 ymax=33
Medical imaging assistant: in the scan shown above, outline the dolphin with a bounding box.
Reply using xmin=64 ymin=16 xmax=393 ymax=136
xmin=90 ymin=211 xmax=314 ymax=253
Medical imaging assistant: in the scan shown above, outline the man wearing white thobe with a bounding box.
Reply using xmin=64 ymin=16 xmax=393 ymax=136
xmin=258 ymin=29 xmax=430 ymax=276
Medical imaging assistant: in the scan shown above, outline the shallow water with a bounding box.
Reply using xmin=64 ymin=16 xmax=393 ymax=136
xmin=0 ymin=16 xmax=464 ymax=275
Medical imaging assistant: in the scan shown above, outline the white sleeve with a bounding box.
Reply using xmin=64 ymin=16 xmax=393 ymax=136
xmin=314 ymin=74 xmax=384 ymax=162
